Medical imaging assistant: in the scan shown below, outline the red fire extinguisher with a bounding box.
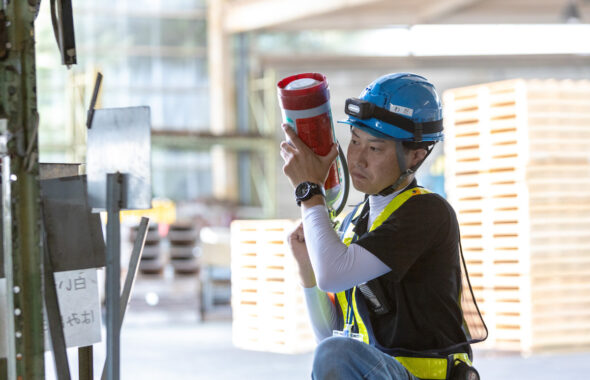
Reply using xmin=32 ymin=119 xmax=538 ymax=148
xmin=277 ymin=72 xmax=349 ymax=217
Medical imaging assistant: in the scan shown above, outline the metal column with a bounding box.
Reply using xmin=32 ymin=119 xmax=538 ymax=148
xmin=0 ymin=0 xmax=45 ymax=378
xmin=105 ymin=173 xmax=125 ymax=380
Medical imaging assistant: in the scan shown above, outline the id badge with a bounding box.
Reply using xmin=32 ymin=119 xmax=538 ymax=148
xmin=333 ymin=324 xmax=364 ymax=342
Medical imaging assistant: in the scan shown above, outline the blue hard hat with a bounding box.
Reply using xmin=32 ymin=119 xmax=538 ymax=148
xmin=339 ymin=73 xmax=444 ymax=142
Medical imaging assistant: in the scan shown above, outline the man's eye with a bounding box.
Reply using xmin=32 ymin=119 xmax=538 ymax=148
xmin=370 ymin=146 xmax=380 ymax=152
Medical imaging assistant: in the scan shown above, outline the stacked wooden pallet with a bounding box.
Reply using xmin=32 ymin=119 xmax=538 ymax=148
xmin=444 ymin=79 xmax=590 ymax=353
xmin=230 ymin=219 xmax=316 ymax=354
xmin=131 ymin=223 xmax=166 ymax=275
xmin=168 ymin=222 xmax=200 ymax=274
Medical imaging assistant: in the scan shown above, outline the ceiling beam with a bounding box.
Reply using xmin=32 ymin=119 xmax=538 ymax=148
xmin=223 ymin=0 xmax=384 ymax=33
xmin=416 ymin=0 xmax=483 ymax=24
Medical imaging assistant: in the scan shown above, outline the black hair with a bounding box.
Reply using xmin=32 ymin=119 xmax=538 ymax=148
xmin=402 ymin=141 xmax=435 ymax=152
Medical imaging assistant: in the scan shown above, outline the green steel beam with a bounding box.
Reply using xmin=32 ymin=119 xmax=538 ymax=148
xmin=152 ymin=131 xmax=278 ymax=217
xmin=151 ymin=130 xmax=275 ymax=152
xmin=1 ymin=0 xmax=45 ymax=378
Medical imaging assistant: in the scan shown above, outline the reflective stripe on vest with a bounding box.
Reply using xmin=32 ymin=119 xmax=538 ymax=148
xmin=335 ymin=187 xmax=474 ymax=379
xmin=396 ymin=353 xmax=472 ymax=380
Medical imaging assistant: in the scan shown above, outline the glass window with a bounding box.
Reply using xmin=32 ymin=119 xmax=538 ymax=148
xmin=36 ymin=0 xmax=212 ymax=200
xmin=152 ymin=148 xmax=212 ymax=200
xmin=160 ymin=19 xmax=206 ymax=48
xmin=128 ymin=17 xmax=158 ymax=47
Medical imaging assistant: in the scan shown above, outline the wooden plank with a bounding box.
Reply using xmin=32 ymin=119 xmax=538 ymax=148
xmin=532 ymin=287 xmax=590 ymax=302
xmin=494 ymin=328 xmax=524 ymax=340
xmin=489 ymin=130 xmax=519 ymax=146
xmin=531 ymin=252 xmax=590 ymax=264
xmin=528 ymin=115 xmax=590 ymax=127
xmin=488 ymin=142 xmax=520 ymax=157
xmin=488 ymin=119 xmax=520 ymax=133
xmin=530 ymin=230 xmax=590 ymax=242
xmin=530 ymin=203 xmax=590 ymax=213
xmin=489 ymin=105 xmax=518 ymax=120
xmin=458 ymin=222 xmax=525 ymax=238
xmin=451 ymin=110 xmax=481 ymax=124
xmin=493 ymin=301 xmax=523 ymax=314
xmin=451 ymin=184 xmax=485 ymax=199
xmin=449 ymin=99 xmax=479 ymax=114
xmin=452 ymin=159 xmax=484 ymax=174
xmin=528 ymin=124 xmax=590 ymax=136
xmin=449 ymin=123 xmax=481 ymax=137
xmin=530 ymin=334 xmax=590 ymax=349
xmin=488 ymin=170 xmax=522 ymax=185
xmin=528 ymin=103 xmax=590 ymax=115
xmin=531 ymin=243 xmax=590 ymax=257
xmin=531 ymin=324 xmax=590 ymax=336
xmin=531 ymin=304 xmax=590 ymax=319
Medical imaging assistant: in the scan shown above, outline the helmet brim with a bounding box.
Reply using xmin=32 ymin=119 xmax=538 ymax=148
xmin=337 ymin=119 xmax=394 ymax=140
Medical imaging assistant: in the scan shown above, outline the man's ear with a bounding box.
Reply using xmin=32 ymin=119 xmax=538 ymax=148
xmin=408 ymin=148 xmax=427 ymax=168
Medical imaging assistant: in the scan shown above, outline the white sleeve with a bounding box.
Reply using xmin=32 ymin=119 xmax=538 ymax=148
xmin=302 ymin=286 xmax=338 ymax=342
xmin=302 ymin=205 xmax=391 ymax=293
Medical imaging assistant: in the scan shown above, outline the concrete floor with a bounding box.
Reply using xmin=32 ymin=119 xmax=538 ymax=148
xmin=44 ymin=274 xmax=590 ymax=379
xmin=118 ymin=313 xmax=590 ymax=380
xmin=45 ymin=307 xmax=590 ymax=379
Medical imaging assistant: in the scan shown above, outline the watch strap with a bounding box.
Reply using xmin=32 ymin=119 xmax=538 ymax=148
xmin=295 ymin=182 xmax=325 ymax=206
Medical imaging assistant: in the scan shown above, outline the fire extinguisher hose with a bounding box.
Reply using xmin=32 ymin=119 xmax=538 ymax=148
xmin=329 ymin=144 xmax=350 ymax=218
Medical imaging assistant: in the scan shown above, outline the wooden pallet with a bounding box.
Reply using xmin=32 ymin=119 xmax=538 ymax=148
xmin=444 ymin=78 xmax=590 ymax=354
xmin=230 ymin=219 xmax=316 ymax=354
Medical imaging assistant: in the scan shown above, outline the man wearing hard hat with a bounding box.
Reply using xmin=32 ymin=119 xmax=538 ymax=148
xmin=280 ymin=73 xmax=486 ymax=380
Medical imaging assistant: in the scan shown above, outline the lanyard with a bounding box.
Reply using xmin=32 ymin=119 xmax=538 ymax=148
xmin=345 ymin=288 xmax=355 ymax=326
xmin=334 ymin=287 xmax=363 ymax=342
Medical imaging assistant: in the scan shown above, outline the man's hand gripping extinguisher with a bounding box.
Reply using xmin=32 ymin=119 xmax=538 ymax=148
xmin=277 ymin=73 xmax=350 ymax=217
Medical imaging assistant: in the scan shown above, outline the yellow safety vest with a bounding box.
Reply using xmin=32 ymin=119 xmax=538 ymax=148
xmin=335 ymin=187 xmax=473 ymax=380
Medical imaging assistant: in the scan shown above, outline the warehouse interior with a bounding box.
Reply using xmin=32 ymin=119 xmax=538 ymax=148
xmin=2 ymin=0 xmax=590 ymax=379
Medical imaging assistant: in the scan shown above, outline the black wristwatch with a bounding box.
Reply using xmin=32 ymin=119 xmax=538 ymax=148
xmin=295 ymin=181 xmax=325 ymax=206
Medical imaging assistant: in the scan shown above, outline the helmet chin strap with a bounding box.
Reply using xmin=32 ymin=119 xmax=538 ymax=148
xmin=377 ymin=142 xmax=435 ymax=196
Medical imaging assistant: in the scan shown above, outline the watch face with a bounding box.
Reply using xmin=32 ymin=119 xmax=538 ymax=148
xmin=295 ymin=182 xmax=311 ymax=199
xmin=295 ymin=182 xmax=324 ymax=205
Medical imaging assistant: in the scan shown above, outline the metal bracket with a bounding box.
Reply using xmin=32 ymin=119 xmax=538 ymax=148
xmin=101 ymin=217 xmax=149 ymax=380
xmin=86 ymin=72 xmax=102 ymax=129
xmin=50 ymin=0 xmax=76 ymax=66
xmin=42 ymin=220 xmax=72 ymax=380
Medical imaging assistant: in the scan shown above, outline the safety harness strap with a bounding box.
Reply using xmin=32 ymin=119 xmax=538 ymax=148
xmin=341 ymin=201 xmax=365 ymax=246
xmin=370 ymin=187 xmax=431 ymax=231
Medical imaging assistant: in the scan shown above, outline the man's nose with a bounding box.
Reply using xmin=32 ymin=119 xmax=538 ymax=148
xmin=350 ymin=146 xmax=368 ymax=168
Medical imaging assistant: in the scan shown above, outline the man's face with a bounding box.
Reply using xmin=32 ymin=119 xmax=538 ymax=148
xmin=346 ymin=127 xmax=403 ymax=195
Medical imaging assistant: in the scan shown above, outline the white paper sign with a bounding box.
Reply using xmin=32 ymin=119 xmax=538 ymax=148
xmin=3 ymin=269 xmax=102 ymax=356
xmin=49 ymin=268 xmax=102 ymax=348
xmin=0 ymin=278 xmax=7 ymax=358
